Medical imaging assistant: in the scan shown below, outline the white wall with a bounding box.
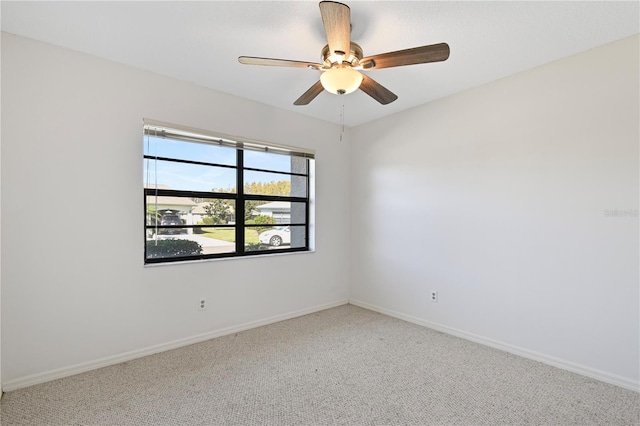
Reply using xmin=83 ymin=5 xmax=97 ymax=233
xmin=1 ymin=33 xmax=350 ymax=388
xmin=0 ymin=34 xmax=2 ymax=395
xmin=349 ymin=35 xmax=639 ymax=390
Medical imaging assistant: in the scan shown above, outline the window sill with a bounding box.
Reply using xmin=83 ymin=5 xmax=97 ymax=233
xmin=143 ymin=248 xmax=315 ymax=267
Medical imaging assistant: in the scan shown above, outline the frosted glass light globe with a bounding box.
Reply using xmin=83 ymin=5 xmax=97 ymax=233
xmin=320 ymin=66 xmax=363 ymax=95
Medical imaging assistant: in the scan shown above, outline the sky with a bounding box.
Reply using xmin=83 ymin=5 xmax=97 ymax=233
xmin=143 ymin=136 xmax=296 ymax=192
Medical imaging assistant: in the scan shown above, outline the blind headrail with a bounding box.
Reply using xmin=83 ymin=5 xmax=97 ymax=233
xmin=143 ymin=118 xmax=315 ymax=159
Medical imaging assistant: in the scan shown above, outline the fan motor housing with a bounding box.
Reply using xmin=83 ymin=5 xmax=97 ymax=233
xmin=322 ymin=42 xmax=363 ymax=67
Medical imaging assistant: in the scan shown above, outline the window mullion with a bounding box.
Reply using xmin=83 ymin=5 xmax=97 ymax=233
xmin=304 ymin=160 xmax=311 ymax=249
xmin=236 ymin=149 xmax=245 ymax=254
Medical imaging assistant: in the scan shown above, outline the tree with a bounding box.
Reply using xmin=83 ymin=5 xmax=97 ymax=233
xmin=243 ymin=180 xmax=291 ymax=196
xmin=204 ymin=199 xmax=233 ymax=224
xmin=244 ymin=200 xmax=260 ymax=221
xmin=215 ymin=181 xmax=291 ymax=196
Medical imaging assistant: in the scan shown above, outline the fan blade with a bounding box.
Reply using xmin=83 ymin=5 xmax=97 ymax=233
xmin=359 ymin=74 xmax=398 ymax=105
xmin=319 ymin=1 xmax=351 ymax=60
xmin=294 ymin=81 xmax=325 ymax=105
xmin=359 ymin=43 xmax=450 ymax=70
xmin=239 ymin=56 xmax=324 ymax=70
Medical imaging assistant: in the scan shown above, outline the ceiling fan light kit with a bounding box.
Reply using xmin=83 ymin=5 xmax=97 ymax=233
xmin=321 ymin=66 xmax=363 ymax=95
xmin=238 ymin=1 xmax=450 ymax=105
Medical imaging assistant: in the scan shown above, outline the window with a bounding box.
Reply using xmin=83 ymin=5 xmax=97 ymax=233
xmin=143 ymin=119 xmax=314 ymax=264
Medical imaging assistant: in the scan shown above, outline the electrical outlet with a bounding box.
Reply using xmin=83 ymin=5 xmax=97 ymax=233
xmin=199 ymin=298 xmax=206 ymax=310
xmin=430 ymin=291 xmax=438 ymax=303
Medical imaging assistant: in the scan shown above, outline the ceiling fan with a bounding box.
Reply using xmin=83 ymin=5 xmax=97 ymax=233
xmin=238 ymin=1 xmax=450 ymax=106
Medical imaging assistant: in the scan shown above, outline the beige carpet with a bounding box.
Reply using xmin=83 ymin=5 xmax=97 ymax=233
xmin=1 ymin=304 xmax=638 ymax=425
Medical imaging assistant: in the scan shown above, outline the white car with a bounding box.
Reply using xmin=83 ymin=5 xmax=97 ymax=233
xmin=259 ymin=226 xmax=290 ymax=247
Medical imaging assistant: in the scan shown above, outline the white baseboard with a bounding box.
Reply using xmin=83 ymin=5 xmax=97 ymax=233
xmin=2 ymin=299 xmax=349 ymax=392
xmin=349 ymin=299 xmax=639 ymax=393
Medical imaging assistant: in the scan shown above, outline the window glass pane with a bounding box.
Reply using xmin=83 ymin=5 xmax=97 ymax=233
xmin=244 ymin=227 xmax=261 ymax=250
xmin=246 ymin=201 xmax=305 ymax=225
xmin=144 ymin=136 xmax=236 ymax=166
xmin=193 ymin=200 xmax=236 ymax=225
xmin=146 ymin=237 xmax=203 ymax=259
xmin=244 ymin=151 xmax=307 ymax=174
xmin=244 ymin=171 xmax=307 ymax=197
xmin=146 ymin=233 xmax=235 ymax=259
xmin=146 ymin=208 xmax=187 ymax=228
xmin=245 ymin=225 xmax=306 ymax=252
xmin=145 ymin=159 xmax=236 ymax=193
xmin=194 ymin=227 xmax=236 ymax=255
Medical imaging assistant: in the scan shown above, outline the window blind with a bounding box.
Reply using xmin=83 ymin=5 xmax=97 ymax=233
xmin=143 ymin=119 xmax=315 ymax=159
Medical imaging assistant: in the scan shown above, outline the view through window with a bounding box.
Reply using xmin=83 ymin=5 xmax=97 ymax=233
xmin=144 ymin=120 xmax=314 ymax=263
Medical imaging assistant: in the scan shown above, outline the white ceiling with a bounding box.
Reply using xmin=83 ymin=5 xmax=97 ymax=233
xmin=2 ymin=1 xmax=638 ymax=127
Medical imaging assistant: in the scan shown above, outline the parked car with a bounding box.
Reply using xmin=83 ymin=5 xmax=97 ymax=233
xmin=159 ymin=213 xmax=183 ymax=234
xmin=259 ymin=226 xmax=290 ymax=247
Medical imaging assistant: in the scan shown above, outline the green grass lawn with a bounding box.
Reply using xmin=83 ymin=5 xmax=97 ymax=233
xmin=201 ymin=228 xmax=260 ymax=244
